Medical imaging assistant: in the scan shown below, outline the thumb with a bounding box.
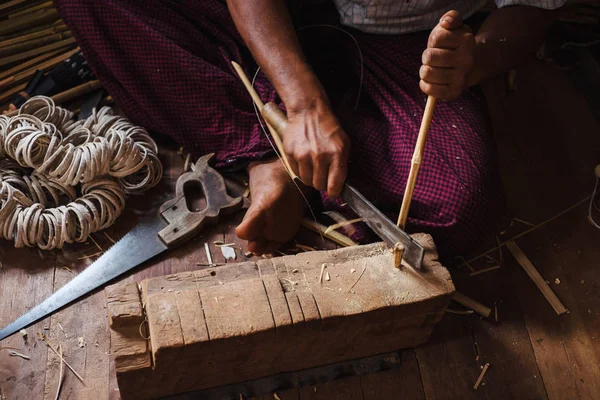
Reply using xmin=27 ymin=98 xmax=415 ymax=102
xmin=440 ymin=10 xmax=463 ymax=30
xmin=235 ymin=206 xmax=265 ymax=241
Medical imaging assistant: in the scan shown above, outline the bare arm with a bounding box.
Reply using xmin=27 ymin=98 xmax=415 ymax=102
xmin=226 ymin=0 xmax=350 ymax=197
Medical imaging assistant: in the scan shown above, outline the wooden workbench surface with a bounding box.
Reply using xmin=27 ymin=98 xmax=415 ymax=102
xmin=2 ymin=62 xmax=600 ymax=400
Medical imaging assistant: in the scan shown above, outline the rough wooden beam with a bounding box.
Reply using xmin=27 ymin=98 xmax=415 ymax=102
xmin=107 ymin=234 xmax=454 ymax=399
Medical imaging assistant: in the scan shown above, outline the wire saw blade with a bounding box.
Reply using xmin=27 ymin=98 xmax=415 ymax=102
xmin=0 ymin=215 xmax=168 ymax=341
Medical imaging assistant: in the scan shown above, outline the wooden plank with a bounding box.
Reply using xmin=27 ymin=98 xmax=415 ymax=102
xmin=360 ymin=350 xmax=426 ymax=400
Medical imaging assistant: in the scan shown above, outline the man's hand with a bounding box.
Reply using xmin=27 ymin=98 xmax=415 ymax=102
xmin=283 ymin=97 xmax=350 ymax=198
xmin=420 ymin=10 xmax=475 ymax=101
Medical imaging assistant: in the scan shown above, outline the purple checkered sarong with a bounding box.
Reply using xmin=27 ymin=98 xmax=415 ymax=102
xmin=54 ymin=0 xmax=504 ymax=258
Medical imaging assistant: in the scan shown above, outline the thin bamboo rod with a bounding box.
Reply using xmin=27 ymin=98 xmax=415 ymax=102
xmin=0 ymin=47 xmax=65 ymax=80
xmin=0 ymin=24 xmax=68 ymax=49
xmin=0 ymin=47 xmax=79 ymax=90
xmin=231 ymin=61 xmax=298 ymax=181
xmin=397 ymin=95 xmax=437 ymax=229
xmin=0 ymin=31 xmax=72 ymax=58
xmin=8 ymin=1 xmax=53 ymax=18
xmin=0 ymin=8 xmax=60 ymax=36
xmin=0 ymin=37 xmax=76 ymax=67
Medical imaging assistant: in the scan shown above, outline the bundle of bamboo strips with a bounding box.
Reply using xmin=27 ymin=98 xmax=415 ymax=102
xmin=0 ymin=1 xmax=97 ymax=112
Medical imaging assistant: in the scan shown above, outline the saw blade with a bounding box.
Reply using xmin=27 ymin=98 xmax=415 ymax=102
xmin=341 ymin=184 xmax=424 ymax=269
xmin=0 ymin=215 xmax=168 ymax=341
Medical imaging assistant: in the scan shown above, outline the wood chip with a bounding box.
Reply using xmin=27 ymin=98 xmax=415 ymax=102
xmin=19 ymin=329 xmax=27 ymax=339
xmin=554 ymin=278 xmax=561 ymax=285
xmin=319 ymin=263 xmax=326 ymax=285
xmin=77 ymin=337 xmax=86 ymax=348
xmin=244 ymin=251 xmax=254 ymax=258
xmin=274 ymin=394 xmax=282 ymax=400
xmin=221 ymin=246 xmax=236 ymax=261
xmin=325 ymin=271 xmax=331 ymax=281
xmin=204 ymin=243 xmax=214 ymax=266
xmin=473 ymin=363 xmax=490 ymax=389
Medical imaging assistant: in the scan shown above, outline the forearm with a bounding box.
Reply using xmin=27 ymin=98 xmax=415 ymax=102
xmin=226 ymin=0 xmax=325 ymax=113
xmin=466 ymin=6 xmax=559 ymax=87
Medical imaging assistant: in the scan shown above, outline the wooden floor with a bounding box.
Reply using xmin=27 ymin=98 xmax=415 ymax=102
xmin=1 ymin=60 xmax=600 ymax=400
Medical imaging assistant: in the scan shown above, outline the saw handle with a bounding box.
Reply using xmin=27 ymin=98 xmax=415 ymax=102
xmin=158 ymin=153 xmax=243 ymax=247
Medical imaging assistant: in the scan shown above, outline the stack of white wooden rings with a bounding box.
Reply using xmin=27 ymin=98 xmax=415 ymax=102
xmin=0 ymin=96 xmax=162 ymax=250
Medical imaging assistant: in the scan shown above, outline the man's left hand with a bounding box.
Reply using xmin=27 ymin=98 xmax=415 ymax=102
xmin=420 ymin=10 xmax=475 ymax=101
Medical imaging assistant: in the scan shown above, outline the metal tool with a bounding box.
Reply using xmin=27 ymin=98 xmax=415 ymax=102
xmin=0 ymin=153 xmax=242 ymax=341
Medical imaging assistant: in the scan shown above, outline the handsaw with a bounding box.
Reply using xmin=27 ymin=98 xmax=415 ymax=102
xmin=0 ymin=151 xmax=423 ymax=341
xmin=0 ymin=153 xmax=243 ymax=341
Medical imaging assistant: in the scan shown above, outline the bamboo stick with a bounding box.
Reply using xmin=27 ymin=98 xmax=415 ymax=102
xmin=0 ymin=0 xmax=40 ymax=15
xmin=0 ymin=32 xmax=73 ymax=58
xmin=0 ymin=8 xmax=60 ymax=36
xmin=3 ymin=80 xmax=103 ymax=116
xmin=0 ymin=48 xmax=79 ymax=90
xmin=452 ymin=291 xmax=491 ymax=317
xmin=0 ymin=24 xmax=68 ymax=49
xmin=0 ymin=37 xmax=76 ymax=67
xmin=397 ymin=95 xmax=437 ymax=229
xmin=301 ymin=218 xmax=357 ymax=247
xmin=231 ymin=61 xmax=298 ymax=181
xmin=505 ymin=241 xmax=568 ymax=315
xmin=9 ymin=1 xmax=53 ymax=18
xmin=0 ymin=48 xmax=64 ymax=80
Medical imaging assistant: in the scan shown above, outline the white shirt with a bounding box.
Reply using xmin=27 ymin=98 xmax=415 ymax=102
xmin=333 ymin=0 xmax=566 ymax=34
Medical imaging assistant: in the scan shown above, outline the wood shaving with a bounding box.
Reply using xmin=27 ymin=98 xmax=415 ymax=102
xmin=274 ymin=394 xmax=282 ymax=400
xmin=19 ymin=329 xmax=27 ymax=339
xmin=77 ymin=337 xmax=86 ymax=348
xmin=319 ymin=263 xmax=326 ymax=285
xmin=348 ymin=263 xmax=367 ymax=293
xmin=325 ymin=271 xmax=331 ymax=281
xmin=61 ymin=266 xmax=73 ymax=274
xmin=104 ymin=232 xmax=116 ymax=244
xmin=37 ymin=333 xmax=84 ymax=383
xmin=295 ymin=244 xmax=316 ymax=252
xmin=323 ymin=218 xmax=363 ymax=235
xmin=54 ymin=344 xmax=64 ymax=400
xmin=469 ymin=265 xmax=501 ymax=277
xmin=8 ymin=350 xmax=29 ymax=360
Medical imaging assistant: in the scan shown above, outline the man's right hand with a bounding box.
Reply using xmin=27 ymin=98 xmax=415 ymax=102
xmin=283 ymin=95 xmax=350 ymax=198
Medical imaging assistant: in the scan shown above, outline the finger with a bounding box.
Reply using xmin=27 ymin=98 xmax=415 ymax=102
xmin=327 ymin=154 xmax=348 ymax=198
xmin=419 ymin=80 xmax=459 ymax=101
xmin=420 ymin=65 xmax=462 ymax=85
xmin=313 ymin=155 xmax=329 ymax=192
xmin=247 ymin=237 xmax=268 ymax=256
xmin=428 ymin=27 xmax=466 ymax=50
xmin=439 ymin=10 xmax=462 ymax=30
xmin=284 ymin=148 xmax=301 ymax=183
xmin=235 ymin=205 xmax=265 ymax=240
xmin=298 ymin=158 xmax=314 ymax=188
xmin=422 ymin=48 xmax=463 ymax=68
